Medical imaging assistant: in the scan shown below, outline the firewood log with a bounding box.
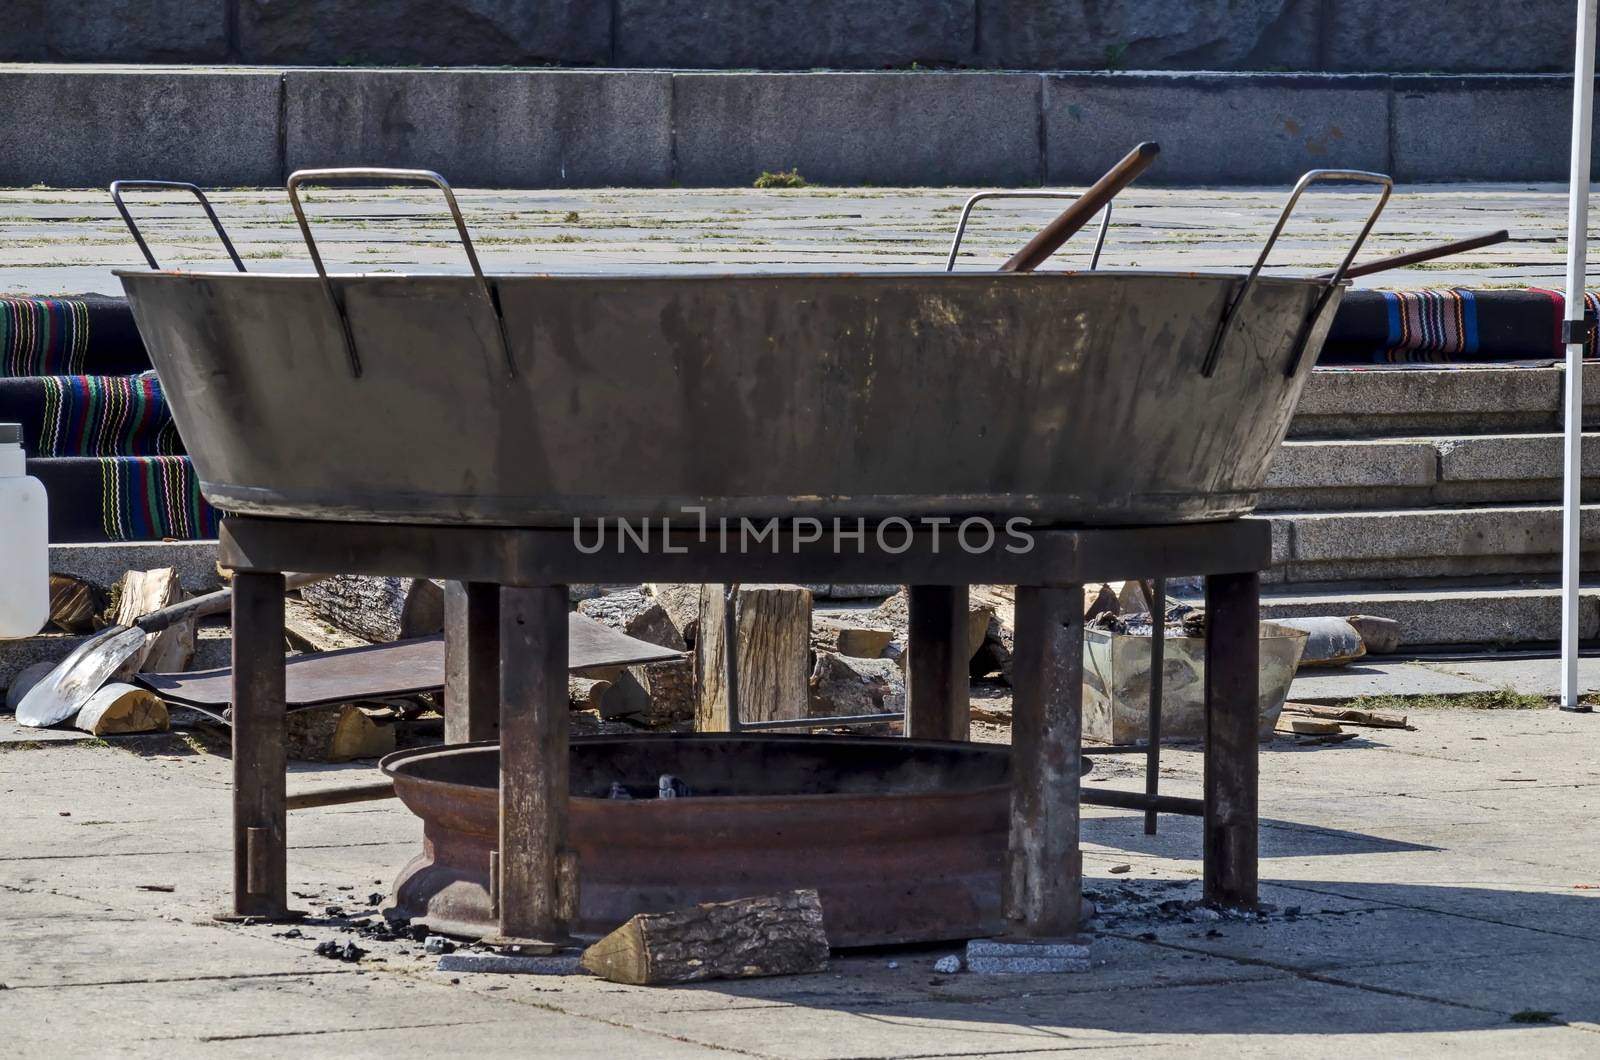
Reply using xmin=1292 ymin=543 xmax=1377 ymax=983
xmin=580 ymin=890 xmax=829 ymax=985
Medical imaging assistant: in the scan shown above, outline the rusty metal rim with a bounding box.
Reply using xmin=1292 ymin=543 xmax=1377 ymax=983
xmin=381 ymin=734 xmax=1018 ymax=810
xmin=112 ymin=266 xmax=1337 ymax=289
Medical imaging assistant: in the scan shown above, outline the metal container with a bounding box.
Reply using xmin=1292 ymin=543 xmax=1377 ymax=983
xmin=1083 ymin=621 xmax=1309 ymax=743
xmin=120 ymin=268 xmax=1337 ymax=527
xmin=114 ymin=167 xmax=1389 ymax=528
xmin=381 ymin=734 xmax=1013 ymax=946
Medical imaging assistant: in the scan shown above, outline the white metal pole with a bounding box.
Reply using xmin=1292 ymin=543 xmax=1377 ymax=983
xmin=1562 ymin=0 xmax=1598 ymax=712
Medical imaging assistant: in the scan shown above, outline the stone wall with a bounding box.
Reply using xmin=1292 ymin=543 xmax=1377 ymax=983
xmin=0 ymin=1 xmax=1581 ymax=74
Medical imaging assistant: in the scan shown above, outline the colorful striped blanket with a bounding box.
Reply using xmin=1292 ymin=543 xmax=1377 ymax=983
xmin=1319 ymin=288 xmax=1600 ymax=364
xmin=0 ymin=294 xmax=153 ymax=377
xmin=27 ymin=455 xmax=219 ymax=543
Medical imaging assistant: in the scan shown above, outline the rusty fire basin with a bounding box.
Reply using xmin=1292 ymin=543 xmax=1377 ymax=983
xmin=382 ymin=734 xmax=1030 ymax=947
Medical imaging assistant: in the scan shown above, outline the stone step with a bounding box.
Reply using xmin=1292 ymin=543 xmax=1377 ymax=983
xmin=49 ymin=539 xmax=220 ymax=595
xmin=1262 ymin=433 xmax=1600 ymax=511
xmin=1290 ymin=366 xmax=1600 ymax=440
xmin=1261 ymin=581 xmax=1600 ymax=651
xmin=1266 ymin=504 xmax=1600 ymax=583
xmin=0 ymin=65 xmax=1591 ymax=187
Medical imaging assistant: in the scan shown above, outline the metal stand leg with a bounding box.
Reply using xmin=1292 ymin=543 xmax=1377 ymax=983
xmin=1006 ymin=584 xmax=1084 ymax=937
xmin=1145 ymin=578 xmax=1166 ymax=836
xmin=1204 ymin=570 xmax=1260 ymax=908
xmin=444 ymin=581 xmax=500 ymax=744
xmin=496 ymin=584 xmax=573 ymax=945
xmin=907 ymin=584 xmax=970 ymax=741
xmin=227 ymin=570 xmax=295 ymax=920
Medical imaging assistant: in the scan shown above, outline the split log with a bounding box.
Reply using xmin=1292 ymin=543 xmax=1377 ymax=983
xmin=285 ymin=704 xmax=396 ymax=762
xmin=696 ymin=585 xmax=812 ymax=730
xmin=644 ymin=584 xmax=702 ymax=647
xmin=577 ymin=590 xmax=688 ymax=652
xmin=299 ymin=575 xmax=444 ymax=643
xmin=631 ymin=656 xmax=695 ymax=725
xmin=75 ymin=682 xmax=168 ymax=735
xmin=580 ymin=889 xmax=829 ymax=985
xmin=48 ymin=573 xmax=102 ymax=634
xmin=111 ymin=567 xmax=194 ymax=675
xmin=809 ymin=652 xmax=905 ymax=719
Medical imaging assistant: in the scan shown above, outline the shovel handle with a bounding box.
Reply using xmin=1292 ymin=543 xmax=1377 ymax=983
xmin=1318 ymin=230 xmax=1510 ymax=281
xmin=134 ymin=573 xmax=329 ymax=634
xmin=1001 ymin=142 xmax=1160 ymax=273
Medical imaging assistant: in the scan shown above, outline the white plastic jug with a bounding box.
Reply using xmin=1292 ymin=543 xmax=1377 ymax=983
xmin=0 ymin=423 xmax=48 ymax=638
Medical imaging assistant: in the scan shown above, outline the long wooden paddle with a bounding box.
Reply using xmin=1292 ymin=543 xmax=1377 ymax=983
xmin=1317 ymin=230 xmax=1510 ymax=280
xmin=1002 ymin=142 xmax=1161 ymax=273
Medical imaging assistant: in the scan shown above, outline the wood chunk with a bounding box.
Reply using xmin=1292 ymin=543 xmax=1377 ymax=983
xmin=569 ymin=676 xmax=614 ymax=711
xmin=283 ymin=599 xmax=371 ymax=653
xmin=1347 ymin=614 xmax=1402 ymax=655
xmin=48 ymin=573 xmax=102 ymax=634
xmin=1282 ymin=702 xmax=1411 ymax=729
xmin=876 ymin=589 xmax=993 ymax=661
xmin=632 ymin=656 xmax=695 ymax=725
xmin=809 ymin=652 xmax=905 ymax=718
xmin=580 ymin=890 xmax=829 ymax=985
xmin=1274 ymin=716 xmax=1343 ymax=736
xmin=811 ymin=616 xmax=894 ymax=659
xmin=285 ymin=704 xmax=396 ymax=762
xmin=696 ymin=585 xmax=812 ymax=730
xmin=74 ymin=682 xmax=168 ymax=735
xmin=299 ymin=575 xmax=443 ymax=643
xmin=644 ymin=584 xmax=701 ymax=647
xmin=578 ymin=590 xmax=688 ymax=652
xmin=112 ymin=567 xmax=194 ymax=674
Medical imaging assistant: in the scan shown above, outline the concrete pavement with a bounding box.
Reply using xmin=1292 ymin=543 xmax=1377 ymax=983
xmin=2 ymin=706 xmax=1598 ymax=1056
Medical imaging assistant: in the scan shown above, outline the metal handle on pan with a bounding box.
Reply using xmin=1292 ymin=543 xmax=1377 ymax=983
xmin=1201 ymin=169 xmax=1393 ymax=378
xmin=945 ymin=191 xmax=1113 ymax=272
xmin=285 ymin=168 xmax=515 ymax=379
xmin=109 ymin=180 xmax=246 ymax=273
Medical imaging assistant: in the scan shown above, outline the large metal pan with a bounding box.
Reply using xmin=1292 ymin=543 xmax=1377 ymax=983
xmin=115 ymin=169 xmax=1390 ymax=528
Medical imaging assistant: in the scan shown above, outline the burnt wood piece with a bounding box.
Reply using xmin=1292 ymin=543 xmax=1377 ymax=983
xmin=220 ymin=519 xmax=1271 ymax=588
xmin=1006 ymin=584 xmax=1084 ymax=937
xmin=1204 ymin=570 xmax=1260 ymax=908
xmin=230 ymin=571 xmax=291 ymax=918
xmin=906 ymin=585 xmax=970 ymax=741
xmin=580 ymin=889 xmax=829 ymax=986
xmin=445 ymin=581 xmax=499 ymax=743
xmin=498 ymin=585 xmax=572 ymax=943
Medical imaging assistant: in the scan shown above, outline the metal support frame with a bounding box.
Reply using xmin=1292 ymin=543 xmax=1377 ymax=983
xmin=225 ymin=571 xmax=295 ymax=920
xmin=443 ymin=581 xmax=500 ymax=742
xmin=219 ymin=515 xmax=1270 ymax=937
xmin=907 ymin=585 xmax=971 ymax=741
xmin=1561 ymin=0 xmax=1599 ymax=714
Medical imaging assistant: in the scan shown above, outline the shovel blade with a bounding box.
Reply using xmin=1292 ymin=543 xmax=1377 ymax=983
xmin=15 ymin=626 xmax=145 ymax=728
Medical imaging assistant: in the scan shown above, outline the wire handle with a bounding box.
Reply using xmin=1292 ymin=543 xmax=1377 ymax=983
xmin=285 ymin=168 xmax=514 ymax=379
xmin=1201 ymin=169 xmax=1393 ymax=378
xmin=109 ymin=180 xmax=245 ymax=273
xmin=945 ymin=192 xmax=1113 ymax=272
